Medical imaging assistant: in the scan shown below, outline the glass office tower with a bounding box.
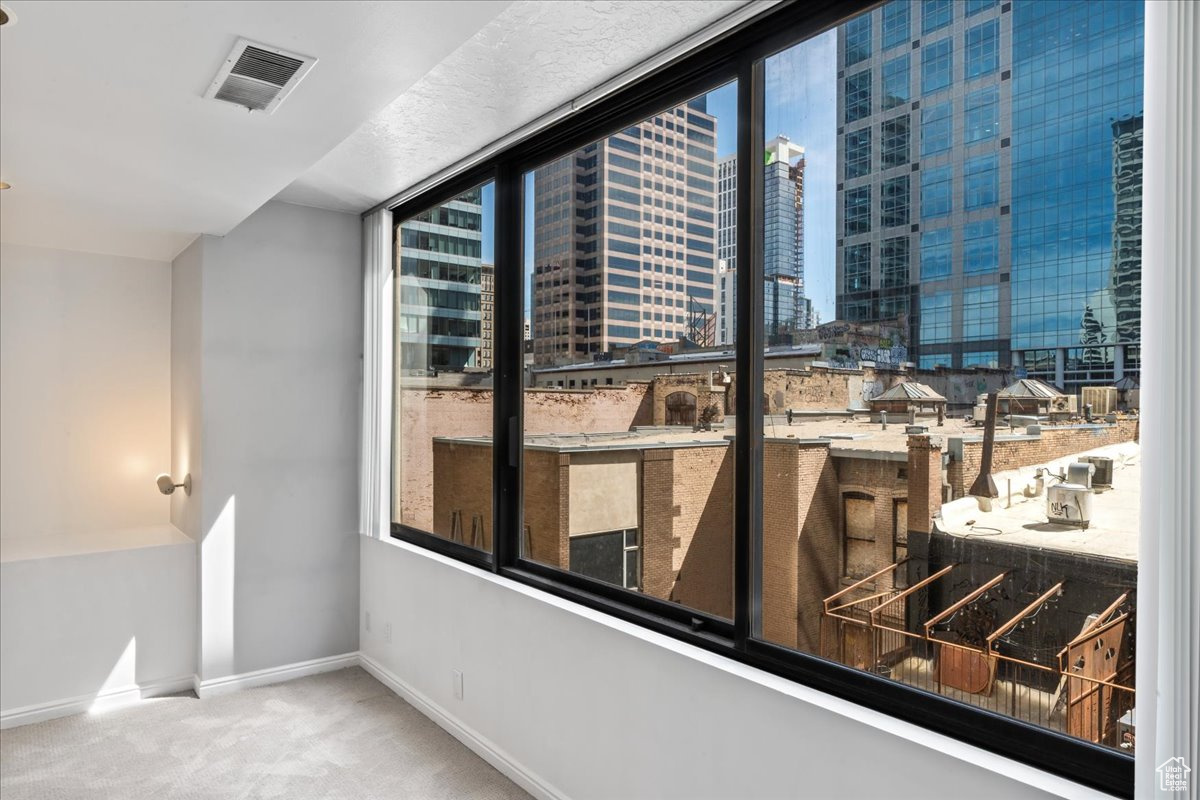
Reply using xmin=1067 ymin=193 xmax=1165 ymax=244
xmin=835 ymin=0 xmax=1143 ymax=391
xmin=1009 ymin=1 xmax=1144 ymax=391
xmin=397 ymin=187 xmax=485 ymax=371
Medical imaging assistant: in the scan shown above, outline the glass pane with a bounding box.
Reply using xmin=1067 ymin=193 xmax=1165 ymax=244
xmin=763 ymin=0 xmax=1142 ymax=752
xmin=521 ymin=82 xmax=738 ymax=619
xmin=393 ymin=181 xmax=495 ymax=552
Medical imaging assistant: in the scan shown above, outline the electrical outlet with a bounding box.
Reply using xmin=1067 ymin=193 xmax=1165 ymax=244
xmin=452 ymin=669 xmax=464 ymax=700
xmin=365 ymin=611 xmax=371 ymax=632
xmin=384 ymin=622 xmax=392 ymax=644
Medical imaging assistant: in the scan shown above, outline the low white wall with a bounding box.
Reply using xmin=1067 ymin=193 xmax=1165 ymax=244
xmin=360 ymin=535 xmax=1096 ymax=800
xmin=0 ymin=535 xmax=196 ymax=720
xmin=0 ymin=243 xmax=172 ymax=540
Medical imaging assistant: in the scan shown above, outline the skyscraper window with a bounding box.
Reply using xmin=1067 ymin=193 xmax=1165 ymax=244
xmin=921 ymin=37 xmax=953 ymax=94
xmin=963 ymin=219 xmax=999 ymax=273
xmin=963 ymin=153 xmax=998 ymax=209
xmin=880 ymin=175 xmax=910 ymax=228
xmin=844 ymin=186 xmax=872 ymax=235
xmin=844 ymin=244 xmax=871 ymax=293
xmin=962 ymin=284 xmax=999 ymax=340
xmin=921 ymin=101 xmax=953 ymax=155
xmin=845 ymin=128 xmax=872 ymax=179
xmin=881 ymin=1 xmax=911 ymax=50
xmin=882 ymin=54 xmax=910 ymax=109
xmin=920 ymin=164 xmax=953 ymax=218
xmin=879 ymin=236 xmax=910 ymax=288
xmin=844 ymin=14 xmax=872 ymax=66
xmin=881 ymin=116 xmax=910 ymax=168
xmin=965 ymin=19 xmax=1000 ymax=79
xmin=920 ymin=227 xmax=953 ymax=279
xmin=919 ymin=291 xmax=953 ymax=342
xmin=964 ymin=86 xmax=1000 ymax=143
xmin=844 ymin=70 xmax=872 ymax=123
xmin=921 ymin=0 xmax=953 ymax=34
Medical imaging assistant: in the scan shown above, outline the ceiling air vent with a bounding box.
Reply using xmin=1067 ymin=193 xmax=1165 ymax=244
xmin=205 ymin=38 xmax=316 ymax=114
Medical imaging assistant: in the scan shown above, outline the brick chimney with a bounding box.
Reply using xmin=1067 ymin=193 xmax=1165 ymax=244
xmin=905 ymin=434 xmax=944 ymax=620
xmin=907 ymin=434 xmax=943 ymax=534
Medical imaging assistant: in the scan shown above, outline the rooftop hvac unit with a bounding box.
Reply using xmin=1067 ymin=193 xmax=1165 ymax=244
xmin=1067 ymin=461 xmax=1096 ymax=489
xmin=1047 ymin=483 xmax=1093 ymax=528
xmin=1083 ymin=456 xmax=1114 ymax=489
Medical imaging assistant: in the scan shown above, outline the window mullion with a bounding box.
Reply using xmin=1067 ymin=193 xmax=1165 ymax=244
xmin=493 ymin=160 xmax=522 ymax=572
xmin=734 ymin=55 xmax=765 ymax=650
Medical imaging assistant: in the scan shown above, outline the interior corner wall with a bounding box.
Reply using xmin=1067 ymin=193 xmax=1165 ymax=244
xmin=170 ymin=237 xmax=204 ymax=541
xmin=0 ymin=243 xmax=172 ymax=539
xmin=177 ymin=201 xmax=363 ymax=682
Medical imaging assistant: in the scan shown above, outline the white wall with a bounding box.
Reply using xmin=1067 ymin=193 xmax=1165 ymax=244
xmin=361 ymin=536 xmax=1090 ymax=800
xmin=170 ymin=237 xmax=204 ymax=541
xmin=177 ymin=201 xmax=362 ymax=681
xmin=0 ymin=244 xmax=172 ymax=539
xmin=1 ymin=539 xmax=196 ymax=717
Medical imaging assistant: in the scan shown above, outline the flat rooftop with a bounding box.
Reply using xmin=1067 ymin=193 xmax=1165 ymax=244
xmin=435 ymin=413 xmax=978 ymax=456
xmin=936 ymin=441 xmax=1140 ymax=563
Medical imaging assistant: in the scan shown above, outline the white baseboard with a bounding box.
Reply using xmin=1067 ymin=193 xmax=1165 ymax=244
xmin=359 ymin=652 xmax=567 ymax=800
xmin=0 ymin=674 xmax=195 ymax=730
xmin=194 ymin=652 xmax=359 ymax=699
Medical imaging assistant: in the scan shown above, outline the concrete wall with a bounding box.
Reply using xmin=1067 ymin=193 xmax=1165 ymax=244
xmin=568 ymin=451 xmax=639 ymax=536
xmin=361 ymin=535 xmax=1062 ymax=800
xmin=0 ymin=244 xmax=171 ymax=539
xmin=176 ymin=201 xmax=362 ymax=681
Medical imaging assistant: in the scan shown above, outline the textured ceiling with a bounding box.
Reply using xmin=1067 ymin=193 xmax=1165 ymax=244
xmin=276 ymin=0 xmax=749 ymax=214
xmin=0 ymin=0 xmax=510 ymax=261
xmin=0 ymin=0 xmax=752 ymax=261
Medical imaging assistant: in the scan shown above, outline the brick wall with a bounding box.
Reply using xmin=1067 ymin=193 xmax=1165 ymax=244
xmin=761 ymin=440 xmax=841 ymax=651
xmin=947 ymin=418 xmax=1140 ymax=498
xmin=668 ymin=445 xmax=735 ymax=618
xmin=523 ymin=449 xmax=569 ymax=568
xmin=641 ymin=448 xmax=677 ymax=600
xmin=835 ymin=455 xmax=909 ymax=592
xmin=431 ymin=441 xmax=493 ymax=549
xmin=398 ymin=384 xmax=651 ymax=530
xmin=650 ymin=374 xmax=726 ymax=425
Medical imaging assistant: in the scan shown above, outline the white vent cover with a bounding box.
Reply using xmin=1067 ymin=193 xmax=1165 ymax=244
xmin=204 ymin=38 xmax=316 ymax=114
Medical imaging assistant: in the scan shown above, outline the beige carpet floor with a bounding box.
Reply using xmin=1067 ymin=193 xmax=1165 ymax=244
xmin=0 ymin=666 xmax=531 ymax=800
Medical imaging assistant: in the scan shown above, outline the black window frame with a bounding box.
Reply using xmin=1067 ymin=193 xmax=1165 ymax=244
xmin=386 ymin=2 xmax=1134 ymax=795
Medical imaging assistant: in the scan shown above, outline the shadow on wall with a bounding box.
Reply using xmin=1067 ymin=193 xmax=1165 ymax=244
xmin=670 ymin=447 xmax=735 ymax=618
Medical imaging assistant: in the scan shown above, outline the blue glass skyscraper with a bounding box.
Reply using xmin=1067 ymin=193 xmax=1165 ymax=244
xmin=835 ymin=0 xmax=1143 ymax=392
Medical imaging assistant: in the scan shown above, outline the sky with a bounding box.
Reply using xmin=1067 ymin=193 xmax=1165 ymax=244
xmin=483 ymin=28 xmax=838 ymax=325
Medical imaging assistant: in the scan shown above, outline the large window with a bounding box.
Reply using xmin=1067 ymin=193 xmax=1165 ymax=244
xmin=521 ymin=81 xmax=737 ymax=617
xmin=386 ymin=2 xmax=1145 ymax=792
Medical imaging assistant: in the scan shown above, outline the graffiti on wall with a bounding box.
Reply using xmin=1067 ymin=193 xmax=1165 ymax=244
xmin=854 ymin=345 xmax=908 ymax=367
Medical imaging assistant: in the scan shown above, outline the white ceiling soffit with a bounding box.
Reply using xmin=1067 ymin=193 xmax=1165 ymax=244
xmin=0 ymin=0 xmax=511 ymax=261
xmin=277 ymin=0 xmax=751 ymax=215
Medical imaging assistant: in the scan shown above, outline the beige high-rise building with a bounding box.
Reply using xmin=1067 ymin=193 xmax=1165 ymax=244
xmin=478 ymin=262 xmax=494 ymax=371
xmin=531 ymin=98 xmax=718 ymax=365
